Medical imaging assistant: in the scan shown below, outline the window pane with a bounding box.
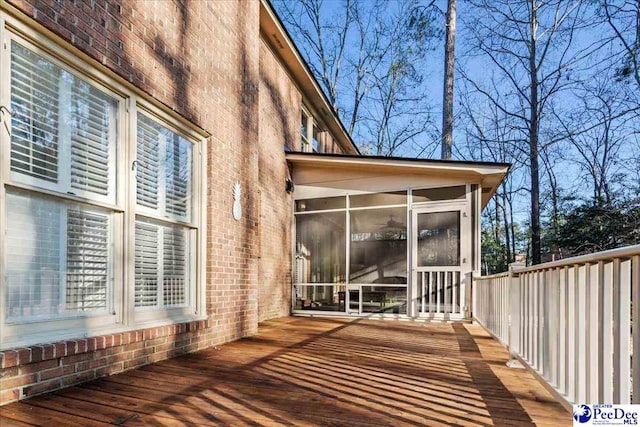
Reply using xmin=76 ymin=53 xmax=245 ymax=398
xmin=5 ymin=191 xmax=111 ymax=321
xmin=165 ymin=133 xmax=192 ymax=219
xmin=294 ymin=285 xmax=346 ymax=311
xmin=66 ymin=208 xmax=110 ymax=312
xmin=295 ymin=212 xmax=346 ymax=283
xmin=295 ymin=196 xmax=346 ymax=212
xmin=136 ymin=114 xmax=161 ymax=210
xmin=412 ymin=186 xmax=466 ymax=203
xmin=417 ymin=211 xmax=460 ymax=266
xmin=134 ymin=221 xmax=159 ymax=307
xmin=69 ymin=80 xmax=118 ymax=197
xmin=163 ymin=225 xmax=188 ymax=307
xmin=135 ymin=219 xmax=189 ymax=308
xmin=301 ymin=110 xmax=309 ymax=139
xmin=349 ymin=207 xmax=407 ymax=284
xmin=312 ymin=125 xmax=320 ymax=152
xmin=11 ymin=42 xmax=118 ymax=200
xmin=11 ymin=43 xmax=60 ymax=183
xmin=136 ymin=114 xmax=192 ymax=220
xmin=349 ymin=191 xmax=407 ymax=208
xmin=361 ymin=286 xmax=407 ymax=314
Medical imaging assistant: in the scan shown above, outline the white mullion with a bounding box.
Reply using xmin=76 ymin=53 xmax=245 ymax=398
xmin=122 ymin=98 xmax=136 ymax=325
xmin=0 ymin=17 xmax=9 ymax=340
xmin=196 ymin=138 xmax=206 ymax=316
xmin=344 ymin=195 xmax=350 ymax=313
xmin=406 ymin=189 xmax=412 ymax=316
xmin=428 ymin=272 xmax=433 ymax=314
xmin=158 ymin=129 xmax=167 ymax=217
xmin=420 ymin=272 xmax=425 ymax=314
xmin=57 ymin=56 xmax=72 ymax=193
xmin=107 ymin=99 xmax=118 ymax=205
xmin=157 ymin=225 xmax=164 ymax=308
xmin=436 ymin=272 xmax=440 ymax=314
xmin=59 ymin=204 xmax=68 ymax=315
xmin=186 ymin=139 xmax=193 ymax=222
xmin=452 ymin=271 xmax=457 ymax=314
xmin=189 ymin=227 xmax=196 ymax=311
xmin=306 ymin=111 xmax=313 ymax=152
xmin=444 ymin=270 xmax=449 ymax=314
xmin=109 ymin=210 xmax=118 ymax=318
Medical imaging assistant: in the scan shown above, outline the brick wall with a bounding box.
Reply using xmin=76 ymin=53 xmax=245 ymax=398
xmin=257 ymin=39 xmax=298 ymax=321
xmin=0 ymin=0 xmax=295 ymax=405
xmin=0 ymin=320 xmax=212 ymax=404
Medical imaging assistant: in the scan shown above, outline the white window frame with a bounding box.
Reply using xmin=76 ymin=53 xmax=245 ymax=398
xmin=0 ymin=14 xmax=208 ymax=349
xmin=131 ymin=105 xmax=205 ymax=325
xmin=7 ymin=35 xmax=119 ymax=206
xmin=301 ymin=105 xmax=325 ymax=153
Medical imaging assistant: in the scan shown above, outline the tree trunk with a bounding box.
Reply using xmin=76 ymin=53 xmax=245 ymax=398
xmin=501 ymin=190 xmax=512 ymax=263
xmin=529 ymin=0 xmax=542 ymax=265
xmin=441 ymin=0 xmax=456 ymax=160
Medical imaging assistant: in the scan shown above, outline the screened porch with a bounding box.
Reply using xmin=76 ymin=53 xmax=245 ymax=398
xmin=287 ymin=153 xmax=510 ymax=320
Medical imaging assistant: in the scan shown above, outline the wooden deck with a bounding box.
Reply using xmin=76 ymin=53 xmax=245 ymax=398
xmin=0 ymin=317 xmax=570 ymax=426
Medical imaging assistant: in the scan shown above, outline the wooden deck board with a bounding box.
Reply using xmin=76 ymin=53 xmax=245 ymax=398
xmin=0 ymin=317 xmax=571 ymax=426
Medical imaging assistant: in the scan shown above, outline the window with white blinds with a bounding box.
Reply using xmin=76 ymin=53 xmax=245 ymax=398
xmin=1 ymin=28 xmax=204 ymax=344
xmin=10 ymin=41 xmax=118 ymax=204
xmin=5 ymin=191 xmax=111 ymax=322
xmin=136 ymin=113 xmax=192 ymax=221
xmin=135 ymin=113 xmax=194 ymax=311
xmin=134 ymin=220 xmax=189 ymax=309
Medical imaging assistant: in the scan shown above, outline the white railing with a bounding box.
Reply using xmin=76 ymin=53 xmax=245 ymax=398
xmin=417 ymin=269 xmax=465 ymax=319
xmin=472 ymin=245 xmax=640 ymax=405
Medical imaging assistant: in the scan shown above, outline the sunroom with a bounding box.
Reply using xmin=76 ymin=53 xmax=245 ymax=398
xmin=288 ymin=152 xmax=509 ymax=320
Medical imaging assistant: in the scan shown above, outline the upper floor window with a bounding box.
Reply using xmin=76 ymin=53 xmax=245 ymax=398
xmin=300 ymin=106 xmax=324 ymax=153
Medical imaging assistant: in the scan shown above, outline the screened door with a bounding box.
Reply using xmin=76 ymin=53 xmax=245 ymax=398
xmin=411 ymin=204 xmax=469 ymax=319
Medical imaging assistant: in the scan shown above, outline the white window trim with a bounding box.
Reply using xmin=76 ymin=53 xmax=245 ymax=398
xmin=0 ymin=12 xmax=209 ymax=349
xmin=6 ymin=32 xmax=122 ymax=207
xmin=301 ymin=105 xmax=326 ymax=153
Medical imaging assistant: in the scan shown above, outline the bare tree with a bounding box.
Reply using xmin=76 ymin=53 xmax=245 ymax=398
xmin=273 ymin=0 xmax=441 ymax=157
xmin=459 ymin=86 xmax=527 ymax=264
xmin=441 ymin=0 xmax=456 ymax=160
xmin=603 ymin=0 xmax=640 ymax=89
xmin=460 ymin=0 xmax=602 ymax=264
xmin=555 ymin=79 xmax=635 ymax=203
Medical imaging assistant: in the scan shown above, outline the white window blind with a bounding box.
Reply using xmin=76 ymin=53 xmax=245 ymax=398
xmin=136 ymin=113 xmax=192 ymax=221
xmin=134 ymin=220 xmax=189 ymax=308
xmin=136 ymin=116 xmax=160 ymax=210
xmin=5 ymin=191 xmax=111 ymax=322
xmin=163 ymin=226 xmax=187 ymax=307
xmin=10 ymin=43 xmax=60 ymax=183
xmin=10 ymin=41 xmax=118 ymax=203
xmin=69 ymin=81 xmax=117 ymax=197
xmin=134 ymin=221 xmax=159 ymax=307
xmin=66 ymin=209 xmax=110 ymax=312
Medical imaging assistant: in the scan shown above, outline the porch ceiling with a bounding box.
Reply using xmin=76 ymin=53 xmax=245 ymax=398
xmin=286 ymin=152 xmax=510 ymax=208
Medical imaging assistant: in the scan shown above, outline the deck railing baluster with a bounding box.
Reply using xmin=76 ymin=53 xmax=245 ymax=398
xmin=471 ymin=244 xmax=640 ymax=407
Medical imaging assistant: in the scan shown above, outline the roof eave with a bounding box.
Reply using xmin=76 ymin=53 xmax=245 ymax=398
xmin=285 ymin=152 xmax=511 ymax=209
xmin=259 ymin=0 xmax=360 ymax=155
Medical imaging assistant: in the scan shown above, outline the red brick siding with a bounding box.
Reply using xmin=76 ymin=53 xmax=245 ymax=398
xmin=257 ymin=39 xmax=298 ymax=321
xmin=0 ymin=320 xmax=212 ymax=404
xmin=0 ymin=0 xmax=283 ymax=405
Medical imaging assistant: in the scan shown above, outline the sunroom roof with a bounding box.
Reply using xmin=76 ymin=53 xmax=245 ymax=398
xmin=286 ymin=152 xmax=510 ymax=208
